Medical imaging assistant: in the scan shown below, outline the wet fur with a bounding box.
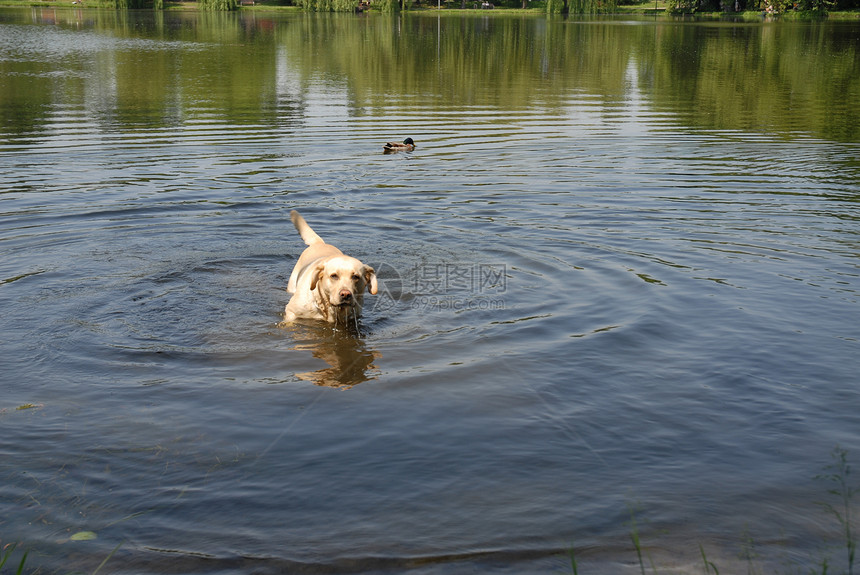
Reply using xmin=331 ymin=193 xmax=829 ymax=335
xmin=283 ymin=211 xmax=377 ymax=326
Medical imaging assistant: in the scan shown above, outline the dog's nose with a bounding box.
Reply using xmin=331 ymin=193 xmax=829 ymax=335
xmin=340 ymin=290 xmax=352 ymax=301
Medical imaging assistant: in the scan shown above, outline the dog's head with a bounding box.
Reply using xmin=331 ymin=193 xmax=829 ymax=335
xmin=310 ymin=256 xmax=377 ymax=309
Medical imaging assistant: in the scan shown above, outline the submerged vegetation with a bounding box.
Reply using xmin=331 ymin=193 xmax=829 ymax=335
xmin=816 ymin=446 xmax=857 ymax=575
xmin=567 ymin=446 xmax=859 ymax=574
xmin=0 ymin=446 xmax=860 ymax=575
xmin=2 ymin=448 xmax=855 ymax=573
xmin=0 ymin=543 xmax=28 ymax=575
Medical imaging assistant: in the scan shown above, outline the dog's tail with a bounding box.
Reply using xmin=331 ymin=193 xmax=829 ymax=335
xmin=290 ymin=210 xmax=324 ymax=246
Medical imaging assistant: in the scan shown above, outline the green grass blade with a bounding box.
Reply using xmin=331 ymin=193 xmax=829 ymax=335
xmin=699 ymin=543 xmax=719 ymax=575
xmin=15 ymin=549 xmax=29 ymax=575
xmin=92 ymin=541 xmax=123 ymax=575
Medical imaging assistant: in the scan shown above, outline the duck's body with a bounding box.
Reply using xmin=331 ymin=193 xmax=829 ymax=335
xmin=383 ymin=138 xmax=415 ymax=153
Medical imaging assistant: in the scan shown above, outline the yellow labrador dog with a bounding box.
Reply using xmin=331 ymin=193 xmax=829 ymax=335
xmin=283 ymin=210 xmax=377 ymax=325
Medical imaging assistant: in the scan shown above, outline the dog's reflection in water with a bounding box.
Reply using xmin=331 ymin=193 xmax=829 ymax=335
xmin=284 ymin=323 xmax=379 ymax=389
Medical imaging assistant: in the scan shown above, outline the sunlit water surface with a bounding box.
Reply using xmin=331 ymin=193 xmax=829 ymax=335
xmin=1 ymin=9 xmax=859 ymax=574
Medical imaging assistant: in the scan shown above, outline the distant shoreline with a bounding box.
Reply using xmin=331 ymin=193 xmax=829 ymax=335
xmin=1 ymin=0 xmax=858 ymax=17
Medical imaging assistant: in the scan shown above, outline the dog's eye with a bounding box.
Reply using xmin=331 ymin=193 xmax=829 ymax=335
xmin=330 ymin=273 xmax=339 ymax=280
xmin=351 ymin=274 xmax=360 ymax=281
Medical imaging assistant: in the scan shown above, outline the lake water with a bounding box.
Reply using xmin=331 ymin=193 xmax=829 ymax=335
xmin=1 ymin=8 xmax=859 ymax=573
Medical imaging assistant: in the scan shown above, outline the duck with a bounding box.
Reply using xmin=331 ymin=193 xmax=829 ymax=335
xmin=383 ymin=138 xmax=415 ymax=153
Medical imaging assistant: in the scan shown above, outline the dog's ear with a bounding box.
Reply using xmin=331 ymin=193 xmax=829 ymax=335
xmin=363 ymin=265 xmax=378 ymax=295
xmin=310 ymin=262 xmax=326 ymax=291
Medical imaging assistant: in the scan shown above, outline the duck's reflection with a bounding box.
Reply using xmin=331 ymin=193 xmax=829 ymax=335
xmin=283 ymin=323 xmax=379 ymax=388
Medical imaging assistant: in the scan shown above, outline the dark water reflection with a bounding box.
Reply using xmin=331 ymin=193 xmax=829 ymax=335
xmin=287 ymin=323 xmax=381 ymax=387
xmin=1 ymin=7 xmax=860 ymax=575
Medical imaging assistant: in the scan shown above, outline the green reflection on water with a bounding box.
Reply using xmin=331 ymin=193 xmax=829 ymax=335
xmin=1 ymin=9 xmax=858 ymax=141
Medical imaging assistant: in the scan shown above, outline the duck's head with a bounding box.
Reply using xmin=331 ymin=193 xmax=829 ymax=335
xmin=404 ymin=138 xmax=415 ymax=145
